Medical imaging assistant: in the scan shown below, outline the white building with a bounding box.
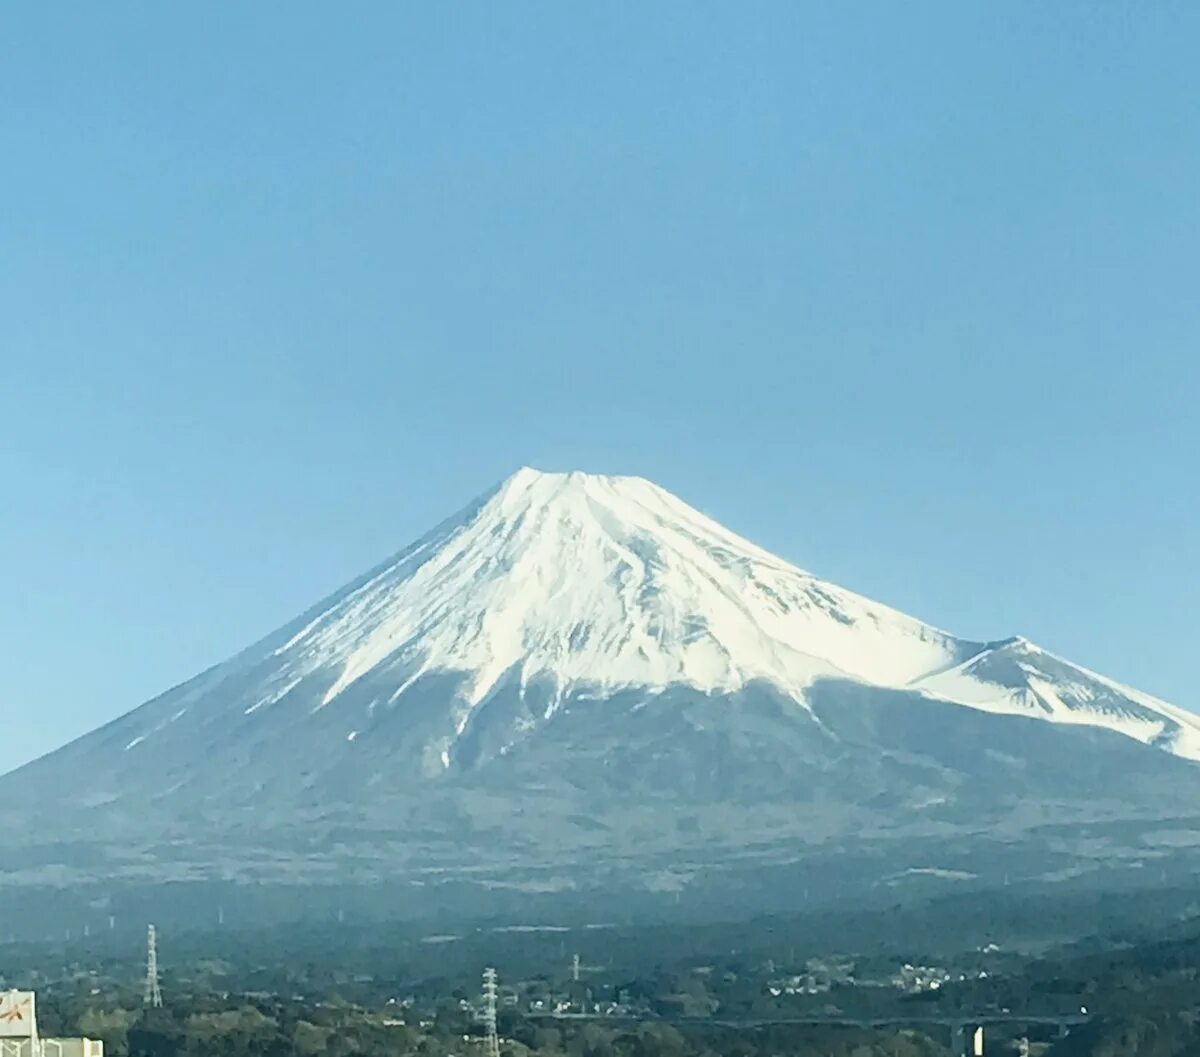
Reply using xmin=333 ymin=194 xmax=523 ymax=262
xmin=1 ymin=991 xmax=103 ymax=1057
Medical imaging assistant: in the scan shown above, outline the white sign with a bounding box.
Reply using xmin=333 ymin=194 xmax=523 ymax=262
xmin=972 ymin=1025 xmax=985 ymax=1057
xmin=0 ymin=992 xmax=35 ymax=1038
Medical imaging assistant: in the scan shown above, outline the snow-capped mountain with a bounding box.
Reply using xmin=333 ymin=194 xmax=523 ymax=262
xmin=72 ymin=466 xmax=1198 ymax=767
xmin=3 ymin=468 xmax=1198 ymax=906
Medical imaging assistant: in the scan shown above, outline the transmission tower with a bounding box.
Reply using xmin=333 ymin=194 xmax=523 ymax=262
xmin=481 ymin=968 xmax=500 ymax=1057
xmin=144 ymin=924 xmax=163 ymax=1008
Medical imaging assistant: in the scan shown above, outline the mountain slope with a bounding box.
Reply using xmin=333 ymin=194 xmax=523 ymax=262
xmin=913 ymin=636 xmax=1200 ymax=761
xmin=2 ymin=468 xmax=1197 ymax=902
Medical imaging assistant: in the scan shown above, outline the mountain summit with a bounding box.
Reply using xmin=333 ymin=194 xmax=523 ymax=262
xmin=4 ymin=468 xmax=1198 ymax=908
xmin=249 ymin=465 xmax=980 ymax=760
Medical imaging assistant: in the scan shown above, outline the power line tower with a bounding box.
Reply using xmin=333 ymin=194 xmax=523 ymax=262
xmin=144 ymin=925 xmax=163 ymax=1008
xmin=481 ymin=968 xmax=500 ymax=1057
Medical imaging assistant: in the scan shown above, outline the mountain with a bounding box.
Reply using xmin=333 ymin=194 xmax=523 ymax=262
xmin=3 ymin=468 xmax=1199 ymax=920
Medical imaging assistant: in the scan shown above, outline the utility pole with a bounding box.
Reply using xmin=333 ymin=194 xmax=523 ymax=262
xmin=144 ymin=925 xmax=163 ymax=1008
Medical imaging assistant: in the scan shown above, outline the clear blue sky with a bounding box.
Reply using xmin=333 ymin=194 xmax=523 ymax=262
xmin=3 ymin=4 xmax=1197 ymax=770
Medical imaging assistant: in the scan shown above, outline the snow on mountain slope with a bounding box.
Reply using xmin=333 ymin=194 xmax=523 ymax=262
xmin=913 ymin=637 xmax=1200 ymax=761
xmin=261 ymin=467 xmax=973 ymax=713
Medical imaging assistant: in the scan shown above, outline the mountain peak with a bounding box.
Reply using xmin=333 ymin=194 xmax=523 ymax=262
xmin=493 ymin=466 xmax=671 ymax=511
xmin=502 ymin=465 xmax=647 ymax=486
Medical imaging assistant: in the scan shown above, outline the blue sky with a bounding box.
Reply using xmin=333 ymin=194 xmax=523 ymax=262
xmin=3 ymin=4 xmax=1197 ymax=769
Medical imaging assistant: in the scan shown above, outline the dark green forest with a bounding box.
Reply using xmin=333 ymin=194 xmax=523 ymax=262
xmin=8 ymin=892 xmax=1200 ymax=1057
